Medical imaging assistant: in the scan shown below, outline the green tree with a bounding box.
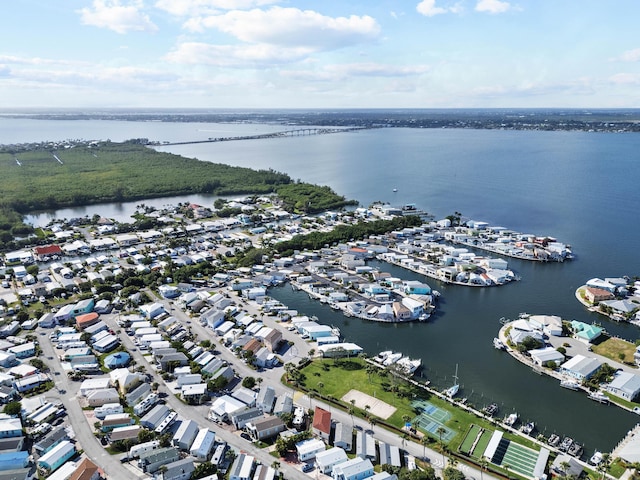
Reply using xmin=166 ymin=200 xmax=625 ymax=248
xmin=242 ymin=376 xmax=256 ymax=389
xmin=3 ymin=401 xmax=21 ymax=417
xmin=443 ymin=467 xmax=465 ymax=480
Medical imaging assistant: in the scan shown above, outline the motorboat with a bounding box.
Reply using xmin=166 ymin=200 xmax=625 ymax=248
xmin=484 ymin=403 xmax=499 ymax=417
xmin=588 ymin=390 xmax=610 ymax=404
xmin=383 ymin=352 xmax=403 ymax=366
xmin=374 ymin=351 xmax=393 ymax=363
xmin=493 ymin=338 xmax=506 ymax=350
xmin=522 ymin=422 xmax=535 ymax=435
xmin=547 ymin=434 xmax=560 ymax=447
xmin=568 ymin=442 xmax=583 ymax=458
xmin=560 ymin=379 xmax=581 ymax=391
xmin=589 ymin=451 xmax=604 ymax=466
xmin=504 ymin=412 xmax=519 ymax=426
xmin=396 ymin=357 xmax=422 ymax=376
xmin=559 ymin=437 xmax=573 ymax=452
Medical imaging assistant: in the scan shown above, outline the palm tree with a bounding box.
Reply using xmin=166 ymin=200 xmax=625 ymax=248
xmin=479 ymin=458 xmax=488 ymax=480
xmin=401 ymin=432 xmax=409 ymax=448
xmin=421 ymin=435 xmax=430 ymax=461
xmin=504 ymin=463 xmax=511 ymax=480
xmin=598 ymin=453 xmax=611 ymax=480
xmin=271 ymin=460 xmax=281 ymax=477
xmin=437 ymin=426 xmax=447 ymax=467
xmin=348 ymin=406 xmax=355 ymax=428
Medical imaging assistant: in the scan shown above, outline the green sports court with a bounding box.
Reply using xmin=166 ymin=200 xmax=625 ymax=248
xmin=411 ymin=400 xmax=456 ymax=442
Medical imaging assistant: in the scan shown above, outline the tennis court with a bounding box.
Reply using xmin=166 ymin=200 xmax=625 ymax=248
xmin=491 ymin=438 xmax=540 ymax=478
xmin=411 ymin=400 xmax=456 ymax=442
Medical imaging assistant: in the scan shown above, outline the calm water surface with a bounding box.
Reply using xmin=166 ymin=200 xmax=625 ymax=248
xmin=8 ymin=119 xmax=640 ymax=453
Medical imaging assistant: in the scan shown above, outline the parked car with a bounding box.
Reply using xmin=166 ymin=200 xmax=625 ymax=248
xmin=302 ymin=464 xmax=315 ymax=473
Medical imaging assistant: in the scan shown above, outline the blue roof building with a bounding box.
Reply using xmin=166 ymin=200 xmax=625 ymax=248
xmin=104 ymin=352 xmax=131 ymax=369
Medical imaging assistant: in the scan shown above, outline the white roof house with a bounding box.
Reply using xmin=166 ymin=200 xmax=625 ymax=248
xmin=331 ymin=457 xmax=374 ymax=480
xmin=529 ymin=347 xmax=565 ymax=366
xmin=605 ymin=371 xmax=640 ymax=401
xmin=229 ymin=453 xmax=255 ymax=480
xmin=315 ymin=447 xmax=348 ymax=474
xmin=295 ymin=438 xmax=326 ymax=462
xmin=560 ymin=355 xmax=603 ymax=381
xmin=208 ymin=395 xmax=246 ymax=422
xmin=79 ymin=377 xmax=111 ymax=396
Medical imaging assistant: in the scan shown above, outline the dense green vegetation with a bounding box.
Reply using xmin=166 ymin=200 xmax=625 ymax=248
xmin=276 ymin=183 xmax=357 ymax=213
xmin=0 ymin=140 xmax=356 ymax=248
xmin=274 ymin=215 xmax=422 ymax=253
xmin=0 ymin=141 xmax=290 ymax=212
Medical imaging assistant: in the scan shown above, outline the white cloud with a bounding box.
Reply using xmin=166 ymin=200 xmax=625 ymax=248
xmin=78 ymin=0 xmax=158 ymax=34
xmin=416 ymin=0 xmax=448 ymax=17
xmin=475 ymin=0 xmax=511 ymax=14
xmin=184 ymin=7 xmax=380 ymax=50
xmin=614 ymin=48 xmax=640 ymax=63
xmin=154 ymin=0 xmax=279 ymax=17
xmin=609 ymin=73 xmax=640 ymax=85
xmin=165 ymin=42 xmax=314 ymax=67
xmin=0 ymin=55 xmax=87 ymax=66
xmin=281 ymin=62 xmax=430 ymax=82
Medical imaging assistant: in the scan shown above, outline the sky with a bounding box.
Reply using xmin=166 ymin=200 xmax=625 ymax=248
xmin=2 ymin=0 xmax=640 ymax=109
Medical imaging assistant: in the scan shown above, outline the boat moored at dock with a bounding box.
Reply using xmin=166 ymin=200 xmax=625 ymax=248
xmin=588 ymin=390 xmax=610 ymax=404
xmin=560 ymin=379 xmax=581 ymax=391
xmin=504 ymin=412 xmax=519 ymax=426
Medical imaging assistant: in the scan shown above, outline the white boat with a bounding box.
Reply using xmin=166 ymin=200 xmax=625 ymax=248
xmin=588 ymin=390 xmax=610 ymax=404
xmin=504 ymin=412 xmax=518 ymax=426
xmin=493 ymin=338 xmax=506 ymax=350
xmin=383 ymin=352 xmax=403 ymax=366
xmin=589 ymin=451 xmax=604 ymax=466
xmin=522 ymin=422 xmax=535 ymax=435
xmin=396 ymin=357 xmax=421 ymax=376
xmin=560 ymin=379 xmax=581 ymax=391
xmin=444 ymin=364 xmax=460 ymax=398
xmin=375 ymin=351 xmax=392 ymax=363
xmin=633 ymin=407 xmax=640 ymax=415
xmin=393 ymin=188 xmax=398 ymax=192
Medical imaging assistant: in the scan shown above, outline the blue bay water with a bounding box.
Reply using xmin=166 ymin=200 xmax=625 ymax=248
xmin=7 ymin=118 xmax=640 ymax=453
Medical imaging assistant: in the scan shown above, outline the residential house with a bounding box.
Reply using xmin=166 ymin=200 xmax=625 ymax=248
xmin=69 ymin=457 xmax=104 ymax=480
xmin=229 ymin=454 xmax=255 ymax=480
xmin=138 ymin=447 xmax=180 ymax=474
xmin=256 ymin=386 xmax=276 ymax=414
xmin=245 ymin=416 xmax=285 ymax=441
xmin=333 ymin=422 xmax=352 ymax=451
xmin=355 ymin=431 xmax=376 ymax=460
xmin=605 ymin=371 xmax=640 ymax=402
xmin=296 ymin=438 xmax=326 ymax=462
xmin=189 ymin=428 xmax=216 ymax=462
xmin=560 ymin=355 xmax=603 ymax=381
xmin=38 ymin=440 xmax=76 ymax=474
xmin=312 ymin=407 xmax=332 ymax=442
xmin=172 ymin=419 xmax=199 ymax=451
xmin=315 ymin=447 xmax=348 ymax=475
xmin=332 ymin=457 xmax=374 ymax=480
xmin=378 ymin=442 xmax=402 ymax=467
xmin=161 ymin=458 xmax=195 ymax=480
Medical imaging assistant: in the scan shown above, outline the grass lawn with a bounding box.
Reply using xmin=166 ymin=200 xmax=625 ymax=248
xmin=592 ymin=337 xmax=637 ymax=366
xmin=297 ymin=358 xmax=530 ymax=453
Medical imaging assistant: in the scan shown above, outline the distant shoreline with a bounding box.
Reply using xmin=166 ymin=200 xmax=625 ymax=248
xmin=2 ymin=108 xmax=640 ymax=134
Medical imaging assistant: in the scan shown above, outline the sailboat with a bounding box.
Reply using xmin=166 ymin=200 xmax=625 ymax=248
xmin=444 ymin=364 xmax=460 ymax=398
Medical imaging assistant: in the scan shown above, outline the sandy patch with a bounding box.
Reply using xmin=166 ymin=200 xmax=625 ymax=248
xmin=341 ymin=389 xmax=396 ymax=419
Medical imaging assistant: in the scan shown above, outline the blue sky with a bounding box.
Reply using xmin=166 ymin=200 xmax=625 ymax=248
xmin=2 ymin=0 xmax=640 ymax=109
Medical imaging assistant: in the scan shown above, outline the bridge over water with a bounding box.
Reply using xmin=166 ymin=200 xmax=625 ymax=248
xmin=153 ymin=126 xmax=371 ymax=146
